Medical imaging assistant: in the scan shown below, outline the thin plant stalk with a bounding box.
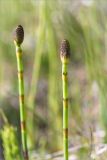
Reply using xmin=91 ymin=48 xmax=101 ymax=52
xmin=60 ymin=39 xmax=70 ymax=160
xmin=14 ymin=25 xmax=29 ymax=160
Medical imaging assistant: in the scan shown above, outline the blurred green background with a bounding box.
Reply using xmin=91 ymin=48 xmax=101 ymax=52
xmin=0 ymin=0 xmax=107 ymax=159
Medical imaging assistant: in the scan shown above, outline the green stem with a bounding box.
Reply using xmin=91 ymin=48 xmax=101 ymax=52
xmin=62 ymin=62 xmax=68 ymax=160
xmin=15 ymin=44 xmax=29 ymax=160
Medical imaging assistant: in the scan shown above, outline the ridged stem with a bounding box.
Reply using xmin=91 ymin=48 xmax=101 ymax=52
xmin=62 ymin=62 xmax=69 ymax=160
xmin=15 ymin=44 xmax=29 ymax=160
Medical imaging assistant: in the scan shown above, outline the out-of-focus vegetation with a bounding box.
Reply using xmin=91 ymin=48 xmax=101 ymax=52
xmin=1 ymin=0 xmax=107 ymax=159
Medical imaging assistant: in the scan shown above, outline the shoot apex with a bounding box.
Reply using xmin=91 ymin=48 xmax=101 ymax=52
xmin=60 ymin=39 xmax=70 ymax=63
xmin=14 ymin=25 xmax=24 ymax=45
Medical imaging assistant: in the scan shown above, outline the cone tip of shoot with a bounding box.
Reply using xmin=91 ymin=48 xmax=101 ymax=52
xmin=13 ymin=25 xmax=24 ymax=46
xmin=60 ymin=39 xmax=70 ymax=63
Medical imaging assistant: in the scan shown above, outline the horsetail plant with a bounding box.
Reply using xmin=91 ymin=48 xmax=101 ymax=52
xmin=13 ymin=25 xmax=29 ymax=160
xmin=60 ymin=39 xmax=70 ymax=160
